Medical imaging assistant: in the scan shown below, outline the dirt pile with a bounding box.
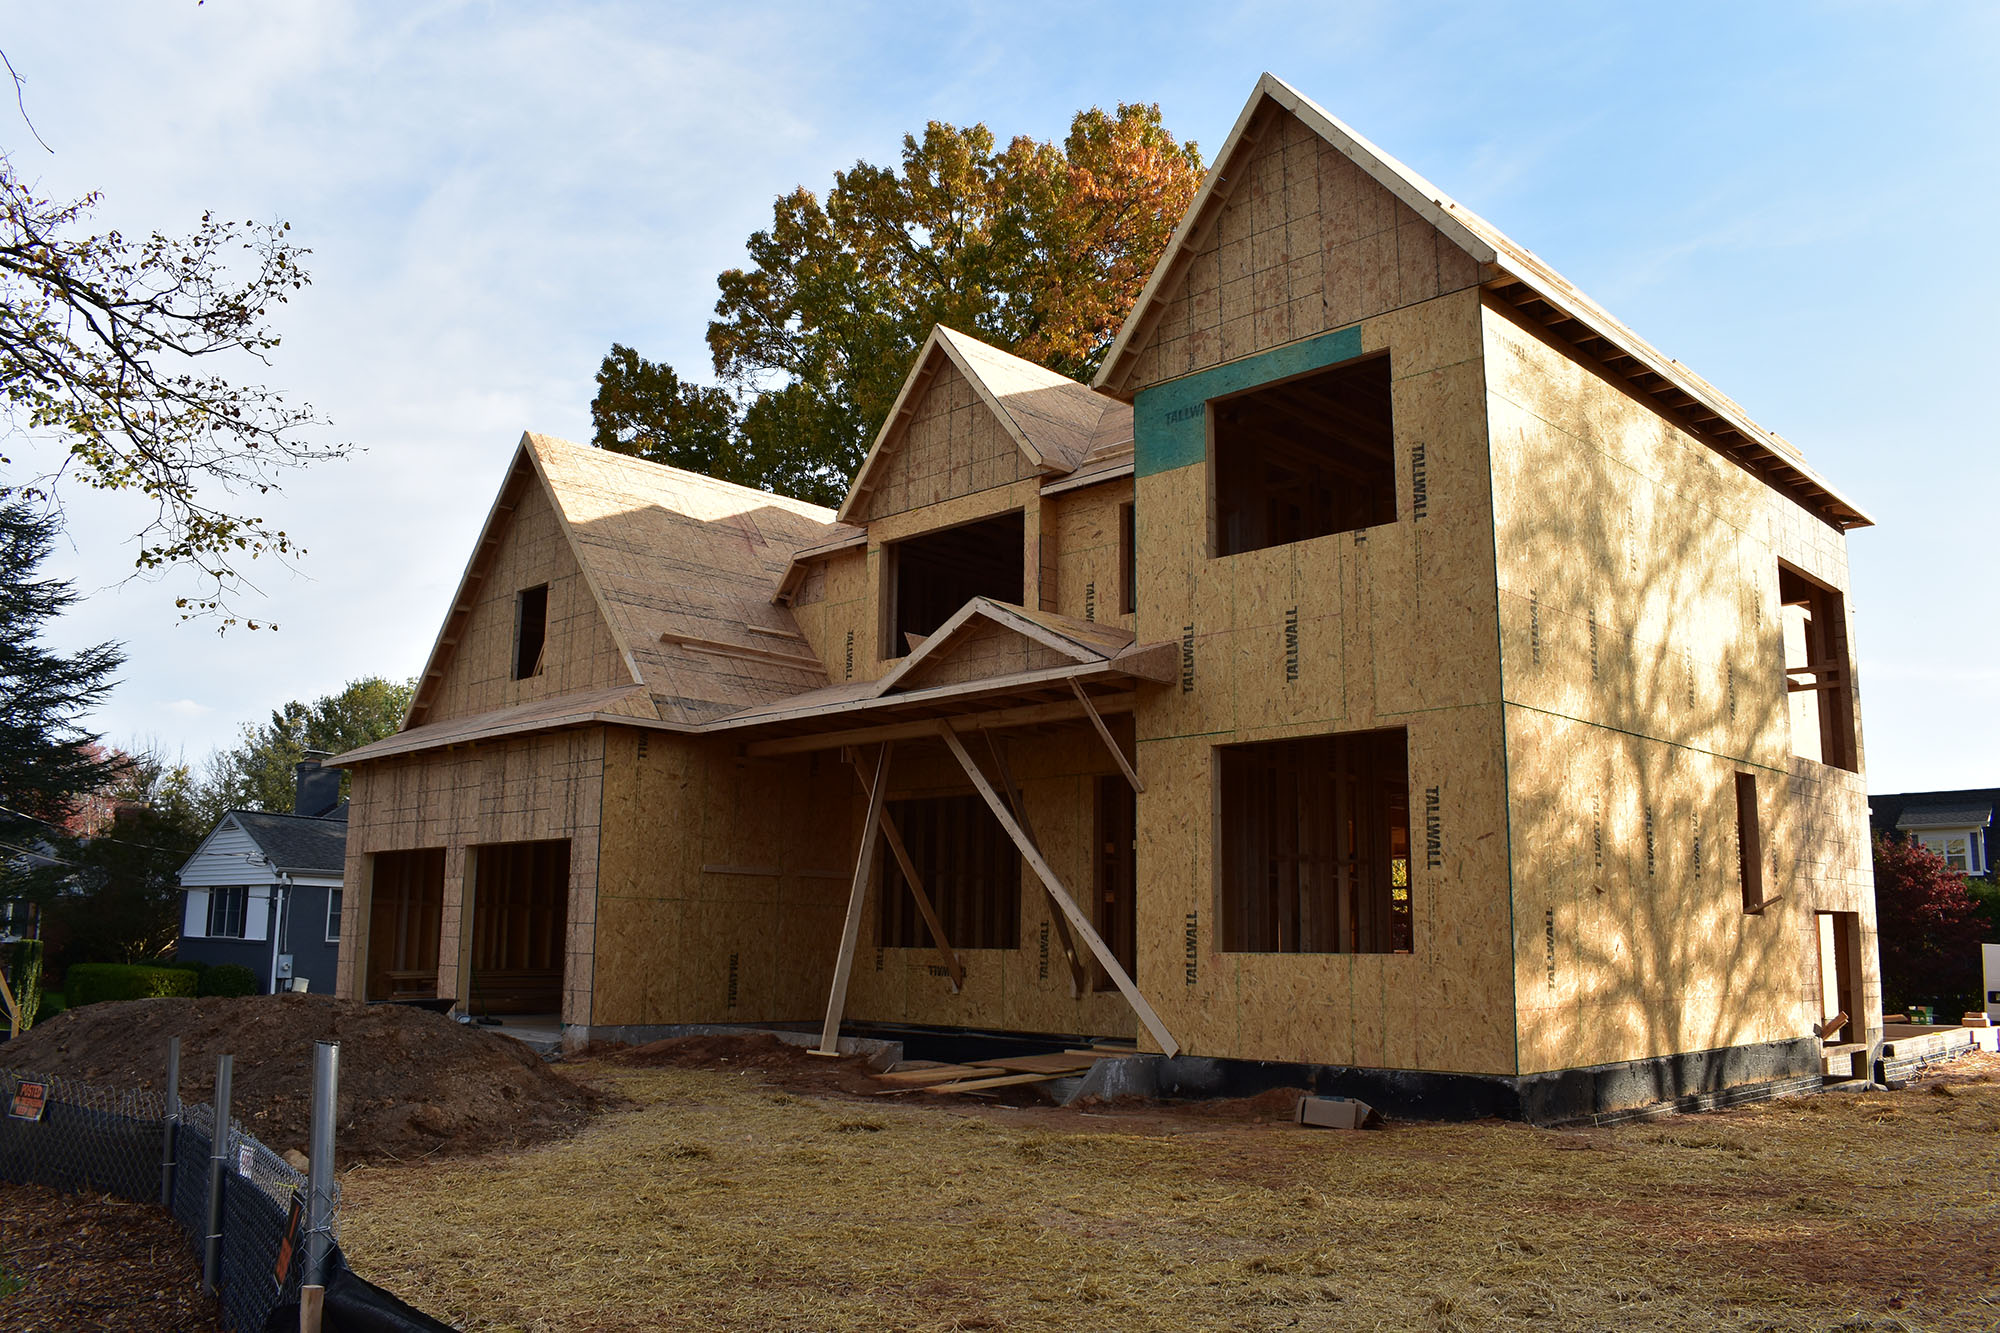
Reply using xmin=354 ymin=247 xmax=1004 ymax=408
xmin=0 ymin=994 xmax=603 ymax=1163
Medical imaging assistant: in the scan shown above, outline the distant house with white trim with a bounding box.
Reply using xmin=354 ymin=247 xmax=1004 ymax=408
xmin=1870 ymin=789 xmax=1996 ymax=877
xmin=175 ymin=760 xmax=348 ymax=994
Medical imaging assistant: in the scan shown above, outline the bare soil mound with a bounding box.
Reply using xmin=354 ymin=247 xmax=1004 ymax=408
xmin=0 ymin=994 xmax=604 ymax=1164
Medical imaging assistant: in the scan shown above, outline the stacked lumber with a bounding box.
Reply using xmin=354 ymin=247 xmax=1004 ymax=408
xmin=874 ymin=1049 xmax=1132 ymax=1096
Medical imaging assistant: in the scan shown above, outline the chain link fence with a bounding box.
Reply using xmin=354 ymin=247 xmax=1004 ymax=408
xmin=1 ymin=1066 xmax=336 ymax=1333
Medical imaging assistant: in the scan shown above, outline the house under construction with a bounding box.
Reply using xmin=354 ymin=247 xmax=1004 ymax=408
xmin=332 ymin=74 xmax=1878 ymax=1120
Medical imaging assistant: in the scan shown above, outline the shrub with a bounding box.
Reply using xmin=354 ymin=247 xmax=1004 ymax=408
xmin=199 ymin=964 xmax=259 ymax=998
xmin=3 ymin=940 xmax=43 ymax=1031
xmin=37 ymin=992 xmax=65 ymax=1020
xmin=65 ymin=963 xmax=198 ymax=1008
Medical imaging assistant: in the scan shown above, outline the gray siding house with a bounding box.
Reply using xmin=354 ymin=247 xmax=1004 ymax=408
xmin=175 ymin=761 xmax=347 ymax=994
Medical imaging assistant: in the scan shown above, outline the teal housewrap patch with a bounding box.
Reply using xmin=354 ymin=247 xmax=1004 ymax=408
xmin=1132 ymin=325 xmax=1367 ymax=478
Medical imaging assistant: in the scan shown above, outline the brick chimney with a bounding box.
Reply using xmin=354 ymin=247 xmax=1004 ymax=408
xmin=294 ymin=752 xmax=343 ymax=818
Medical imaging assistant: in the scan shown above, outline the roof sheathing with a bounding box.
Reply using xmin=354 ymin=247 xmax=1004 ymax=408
xmin=1094 ymin=73 xmax=1870 ymax=531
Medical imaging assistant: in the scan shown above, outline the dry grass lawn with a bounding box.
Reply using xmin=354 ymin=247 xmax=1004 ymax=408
xmin=338 ymin=1052 xmax=2000 ymax=1332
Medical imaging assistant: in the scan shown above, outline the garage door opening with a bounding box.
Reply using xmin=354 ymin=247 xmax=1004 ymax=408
xmin=466 ymin=839 xmax=571 ymax=1018
xmin=365 ymin=848 xmax=446 ymax=1002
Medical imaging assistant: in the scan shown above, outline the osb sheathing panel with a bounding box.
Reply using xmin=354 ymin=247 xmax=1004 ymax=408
xmin=1122 ymin=288 xmax=1506 ymax=1070
xmin=787 ymin=548 xmax=869 ymax=684
xmin=1046 ymin=484 xmax=1137 ymax=632
xmin=1505 ymin=708 xmax=1812 ymax=1074
xmin=1482 ymin=305 xmax=1878 ymax=1070
xmin=849 ymin=358 xmax=1035 ymax=523
xmin=1118 ymin=108 xmax=1483 ymax=400
xmin=594 ymin=732 xmax=853 ymax=1028
xmin=422 ymin=482 xmax=634 ymax=725
xmin=1133 ymin=291 xmax=1497 ymax=749
xmin=335 ymin=729 xmax=606 ymax=1026
xmin=1133 ymin=706 xmax=1514 ymax=1073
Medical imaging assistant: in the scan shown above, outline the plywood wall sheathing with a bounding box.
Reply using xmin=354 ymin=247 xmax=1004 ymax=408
xmin=1483 ymin=302 xmax=1876 ymax=1073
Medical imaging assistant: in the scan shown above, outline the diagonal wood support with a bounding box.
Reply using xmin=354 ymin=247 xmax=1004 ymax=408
xmin=938 ymin=722 xmax=1180 ymax=1056
xmin=817 ymin=742 xmax=892 ymax=1055
xmin=849 ymin=755 xmax=963 ymax=991
xmin=983 ymin=733 xmax=1087 ymax=997
xmin=1070 ymin=680 xmax=1144 ymax=793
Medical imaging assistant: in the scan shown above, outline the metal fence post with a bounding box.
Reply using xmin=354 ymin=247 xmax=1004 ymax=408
xmin=302 ymin=1039 xmax=339 ymax=1332
xmin=203 ymin=1053 xmax=233 ymax=1295
xmin=159 ymin=1036 xmax=181 ymax=1208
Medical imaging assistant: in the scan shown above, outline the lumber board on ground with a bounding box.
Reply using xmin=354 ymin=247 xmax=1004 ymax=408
xmin=921 ymin=1070 xmax=1071 ymax=1094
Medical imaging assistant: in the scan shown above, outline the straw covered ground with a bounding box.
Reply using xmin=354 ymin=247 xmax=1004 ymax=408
xmin=338 ymin=1049 xmax=2000 ymax=1333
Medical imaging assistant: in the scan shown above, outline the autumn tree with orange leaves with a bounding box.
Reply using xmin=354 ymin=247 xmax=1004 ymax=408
xmin=592 ymin=104 xmax=1202 ymax=506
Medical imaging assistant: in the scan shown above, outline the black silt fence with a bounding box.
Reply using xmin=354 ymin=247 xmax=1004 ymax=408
xmin=1 ymin=1068 xmax=450 ymax=1333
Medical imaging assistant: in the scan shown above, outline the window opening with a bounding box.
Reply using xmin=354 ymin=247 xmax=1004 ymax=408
xmin=1093 ymin=776 xmax=1137 ymax=990
xmin=1211 ymin=354 xmax=1395 ymax=557
xmin=879 ymin=793 xmax=1020 ymax=950
xmin=1778 ymin=565 xmax=1856 ymax=771
xmin=1735 ymin=772 xmax=1767 ymax=913
xmin=325 ymin=888 xmax=343 ymax=943
xmin=207 ymin=885 xmax=249 ymax=939
xmin=1118 ymin=502 xmax=1137 ymax=616
xmin=882 ymin=510 xmax=1024 ymax=657
xmin=1217 ymin=727 xmax=1412 ymax=953
xmin=514 ymin=584 xmax=549 ymax=680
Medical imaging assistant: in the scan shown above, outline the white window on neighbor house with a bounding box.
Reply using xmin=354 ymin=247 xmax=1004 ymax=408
xmin=1916 ymin=829 xmax=1985 ymax=875
xmin=207 ymin=885 xmax=249 ymax=939
xmin=325 ymin=889 xmax=343 ymax=944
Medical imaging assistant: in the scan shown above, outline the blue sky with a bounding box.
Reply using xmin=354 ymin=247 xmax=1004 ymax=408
xmin=6 ymin=2 xmax=1996 ymax=792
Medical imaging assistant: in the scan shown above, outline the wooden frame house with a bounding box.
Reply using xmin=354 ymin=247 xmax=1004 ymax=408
xmin=334 ymin=74 xmax=1878 ymax=1120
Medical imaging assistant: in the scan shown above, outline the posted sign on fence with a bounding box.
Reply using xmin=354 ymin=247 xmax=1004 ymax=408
xmin=7 ymin=1080 xmax=46 ymax=1121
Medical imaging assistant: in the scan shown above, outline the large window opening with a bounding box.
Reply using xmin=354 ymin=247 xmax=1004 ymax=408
xmin=1211 ymin=354 xmax=1396 ymax=557
xmin=1218 ymin=727 xmax=1412 ymax=954
xmin=879 ymin=793 xmax=1021 ymax=950
xmin=1093 ymin=776 xmax=1137 ymax=990
xmin=365 ymin=848 xmax=446 ymax=1001
xmin=467 ymin=839 xmax=570 ymax=1016
xmin=883 ymin=511 xmax=1024 ymax=657
xmin=514 ymin=584 xmax=548 ymax=680
xmin=1779 ymin=564 xmax=1856 ymax=771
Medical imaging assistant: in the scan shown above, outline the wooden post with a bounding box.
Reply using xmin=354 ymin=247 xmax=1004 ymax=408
xmin=817 ymin=743 xmax=892 ymax=1055
xmin=1070 ymin=680 xmax=1145 ymax=793
xmin=937 ymin=722 xmax=1180 ymax=1056
xmin=851 ymin=759 xmax=963 ymax=990
xmin=0 ymin=965 xmax=17 ymax=1039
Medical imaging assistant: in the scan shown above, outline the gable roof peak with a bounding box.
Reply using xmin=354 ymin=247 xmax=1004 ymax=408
xmin=835 ymin=325 xmax=1126 ymax=523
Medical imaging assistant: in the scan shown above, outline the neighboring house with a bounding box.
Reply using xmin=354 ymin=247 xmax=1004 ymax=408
xmin=331 ymin=74 xmax=1879 ymax=1121
xmin=176 ymin=760 xmax=348 ymax=994
xmin=1869 ymin=789 xmax=1995 ymax=877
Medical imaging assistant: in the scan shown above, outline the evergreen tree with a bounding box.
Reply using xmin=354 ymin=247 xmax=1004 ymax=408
xmin=0 ymin=499 xmax=121 ymax=863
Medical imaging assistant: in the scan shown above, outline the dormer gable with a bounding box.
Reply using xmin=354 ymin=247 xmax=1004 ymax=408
xmin=837 ymin=326 xmax=1128 ymax=524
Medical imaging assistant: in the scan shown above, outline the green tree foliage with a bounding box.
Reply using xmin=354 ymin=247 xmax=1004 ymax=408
xmin=592 ymin=104 xmax=1203 ymax=507
xmin=1873 ymin=834 xmax=1990 ymax=1017
xmin=0 ymin=152 xmax=343 ymax=625
xmin=0 ymin=499 xmax=121 ymax=860
xmin=207 ymin=676 xmax=413 ymax=813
